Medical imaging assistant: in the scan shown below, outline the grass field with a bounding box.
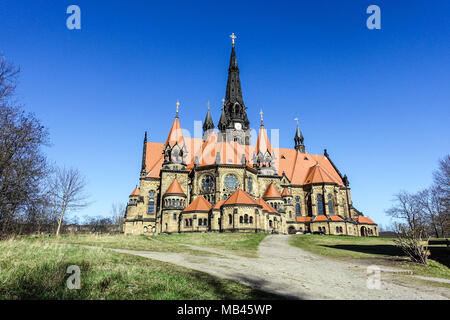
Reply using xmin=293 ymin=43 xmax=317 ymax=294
xmin=21 ymin=232 xmax=267 ymax=258
xmin=289 ymin=235 xmax=450 ymax=280
xmin=0 ymin=239 xmax=280 ymax=300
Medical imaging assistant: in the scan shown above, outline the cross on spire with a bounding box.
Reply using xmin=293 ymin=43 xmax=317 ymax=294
xmin=176 ymin=101 xmax=180 ymax=117
xmin=230 ymin=33 xmax=237 ymax=46
xmin=260 ymin=109 xmax=264 ymax=125
xmin=294 ymin=117 xmax=299 ymax=126
xmin=206 ymin=100 xmax=210 ymax=110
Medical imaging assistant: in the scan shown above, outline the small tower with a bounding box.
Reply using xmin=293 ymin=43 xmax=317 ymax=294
xmin=163 ymin=101 xmax=187 ymax=167
xmin=255 ymin=110 xmax=276 ymax=175
xmin=203 ymin=101 xmax=215 ymax=140
xmin=294 ymin=118 xmax=305 ymax=153
xmin=161 ymin=179 xmax=187 ymax=233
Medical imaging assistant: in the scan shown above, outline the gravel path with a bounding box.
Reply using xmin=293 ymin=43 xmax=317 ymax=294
xmin=110 ymin=235 xmax=450 ymax=300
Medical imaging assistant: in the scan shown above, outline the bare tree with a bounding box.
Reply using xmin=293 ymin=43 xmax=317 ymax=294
xmin=416 ymin=187 xmax=447 ymax=238
xmin=110 ymin=202 xmax=126 ymax=230
xmin=432 ymin=155 xmax=450 ymax=237
xmin=49 ymin=167 xmax=89 ymax=236
xmin=385 ymin=191 xmax=426 ymax=235
xmin=0 ymin=55 xmax=50 ymax=236
xmin=393 ymin=223 xmax=429 ymax=265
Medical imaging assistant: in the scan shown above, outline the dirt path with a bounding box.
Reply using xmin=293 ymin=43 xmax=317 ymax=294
xmin=109 ymin=235 xmax=449 ymax=300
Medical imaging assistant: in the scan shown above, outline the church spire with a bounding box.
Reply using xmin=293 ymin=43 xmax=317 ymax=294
xmin=219 ymin=33 xmax=251 ymax=145
xmin=225 ymin=34 xmax=244 ymax=106
xmin=203 ymin=101 xmax=215 ymax=140
xmin=294 ymin=117 xmax=305 ymax=153
xmin=140 ymin=131 xmax=147 ymax=177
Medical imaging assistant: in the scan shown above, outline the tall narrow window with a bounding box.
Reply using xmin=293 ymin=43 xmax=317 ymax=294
xmin=327 ymin=194 xmax=334 ymax=214
xmin=244 ymin=214 xmax=248 ymax=224
xmin=296 ymin=203 xmax=301 ymax=216
xmin=317 ymin=194 xmax=324 ymax=214
xmin=148 ymin=190 xmax=155 ymax=214
xmin=247 ymin=177 xmax=253 ymax=194
xmin=229 ymin=214 xmax=233 ymax=224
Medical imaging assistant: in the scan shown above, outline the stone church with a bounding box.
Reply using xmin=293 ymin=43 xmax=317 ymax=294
xmin=124 ymin=35 xmax=378 ymax=237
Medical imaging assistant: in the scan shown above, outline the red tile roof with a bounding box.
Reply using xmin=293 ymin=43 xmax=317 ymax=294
xmin=304 ymin=163 xmax=340 ymax=185
xmin=165 ymin=117 xmax=185 ymax=148
xmin=183 ymin=196 xmax=212 ymax=213
xmin=141 ymin=120 xmax=344 ymax=187
xmin=257 ymin=198 xmax=278 ymax=214
xmin=329 ymin=215 xmax=344 ymax=222
xmin=212 ymin=200 xmax=225 ymax=210
xmin=313 ymin=215 xmax=329 ymax=222
xmin=263 ymin=183 xmax=282 ymax=199
xmin=130 ymin=187 xmax=140 ymax=196
xmin=355 ymin=216 xmax=376 ymax=225
xmin=296 ymin=216 xmax=311 ymax=222
xmin=223 ymin=189 xmax=258 ymax=206
xmin=165 ymin=179 xmax=185 ymax=196
xmin=281 ymin=188 xmax=292 ymax=197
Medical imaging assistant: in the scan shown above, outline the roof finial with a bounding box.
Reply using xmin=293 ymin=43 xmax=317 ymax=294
xmin=294 ymin=117 xmax=299 ymax=127
xmin=230 ymin=33 xmax=237 ymax=46
xmin=176 ymin=101 xmax=180 ymax=118
xmin=206 ymin=100 xmax=210 ymax=111
xmin=259 ymin=109 xmax=264 ymax=125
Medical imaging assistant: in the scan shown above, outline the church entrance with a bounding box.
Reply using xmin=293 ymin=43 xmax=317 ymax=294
xmin=288 ymin=226 xmax=296 ymax=234
xmin=360 ymin=226 xmax=367 ymax=236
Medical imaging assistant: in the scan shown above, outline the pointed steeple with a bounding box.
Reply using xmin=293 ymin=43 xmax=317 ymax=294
xmin=256 ymin=110 xmax=272 ymax=156
xmin=219 ymin=34 xmax=250 ymax=144
xmin=163 ymin=102 xmax=187 ymax=164
xmin=140 ymin=131 xmax=147 ymax=176
xmin=203 ymin=101 xmax=214 ymax=140
xmin=294 ymin=118 xmax=305 ymax=153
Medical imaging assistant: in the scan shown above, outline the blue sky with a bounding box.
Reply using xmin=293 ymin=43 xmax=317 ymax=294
xmin=0 ymin=1 xmax=449 ymax=227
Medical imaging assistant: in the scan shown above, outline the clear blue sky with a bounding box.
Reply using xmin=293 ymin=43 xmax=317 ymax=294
xmin=1 ymin=1 xmax=449 ymax=227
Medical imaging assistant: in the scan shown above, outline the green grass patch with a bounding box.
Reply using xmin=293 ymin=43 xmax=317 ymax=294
xmin=289 ymin=234 xmax=400 ymax=259
xmin=289 ymin=235 xmax=450 ymax=280
xmin=147 ymin=233 xmax=268 ymax=258
xmin=21 ymin=233 xmax=267 ymax=258
xmin=0 ymin=239 xmax=281 ymax=300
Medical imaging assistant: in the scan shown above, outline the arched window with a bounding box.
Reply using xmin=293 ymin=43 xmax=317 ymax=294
xmin=244 ymin=214 xmax=248 ymax=224
xmin=296 ymin=203 xmax=301 ymax=216
xmin=255 ymin=209 xmax=259 ymax=215
xmin=148 ymin=190 xmax=156 ymax=214
xmin=143 ymin=227 xmax=148 ymax=233
xmin=336 ymin=226 xmax=339 ymax=233
xmin=327 ymin=194 xmax=334 ymax=214
xmin=228 ymin=214 xmax=233 ymax=224
xmin=317 ymin=194 xmax=324 ymax=214
xmin=240 ymin=216 xmax=243 ymax=224
xmin=199 ymin=219 xmax=202 ymax=226
xmin=173 ymin=213 xmax=177 ymax=220
xmin=247 ymin=177 xmax=253 ymax=194
xmin=269 ymin=220 xmax=272 ymax=227
xmin=249 ymin=216 xmax=253 ymax=224
xmin=176 ymin=199 xmax=180 ymax=207
xmin=185 ymin=219 xmax=189 ymax=227
xmin=189 ymin=219 xmax=193 ymax=226
xmin=203 ymin=218 xmax=207 ymax=226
